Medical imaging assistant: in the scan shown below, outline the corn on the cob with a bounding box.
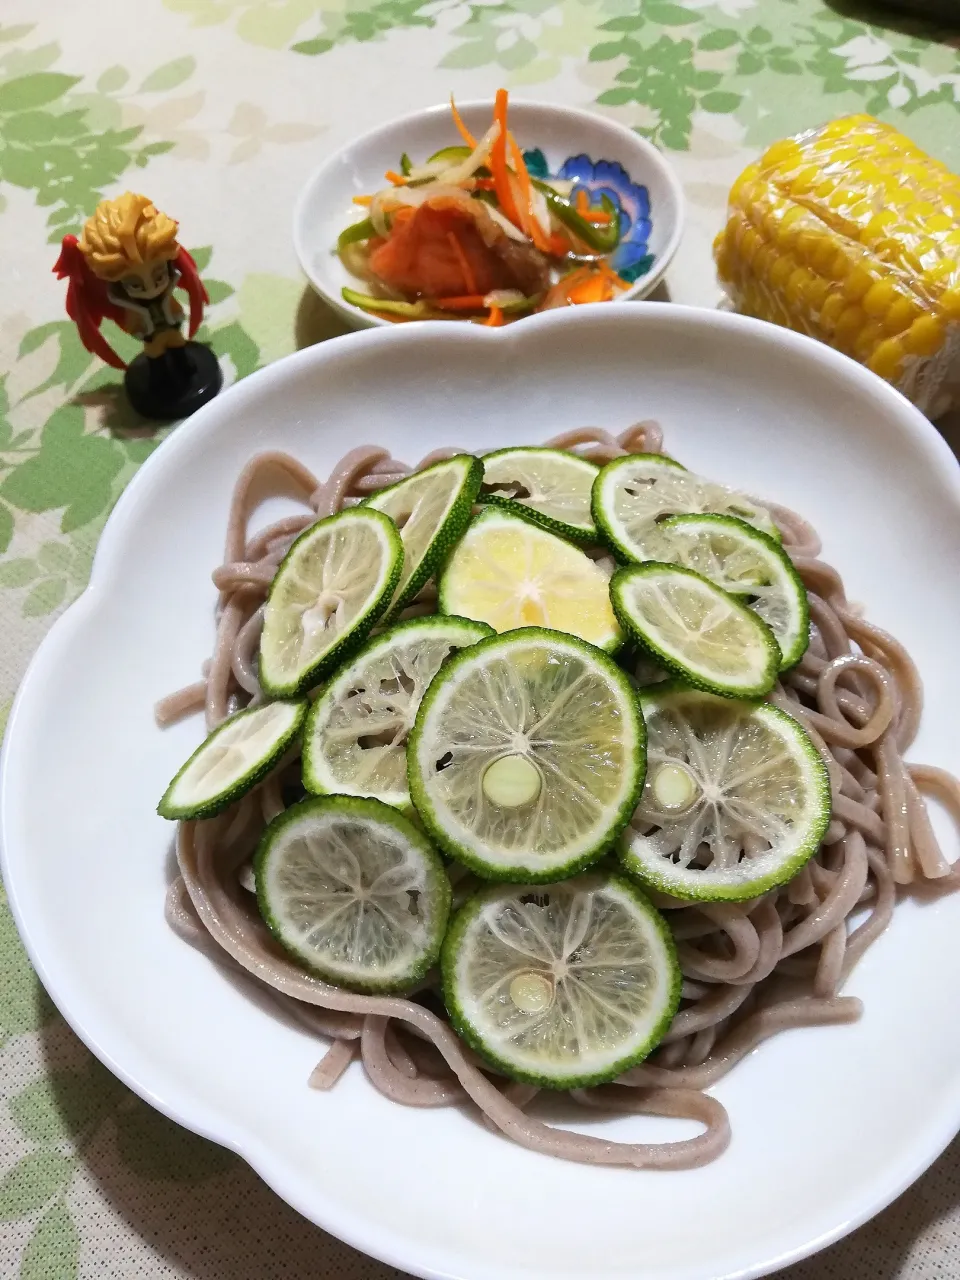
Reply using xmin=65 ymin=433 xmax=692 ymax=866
xmin=715 ymin=115 xmax=960 ymax=417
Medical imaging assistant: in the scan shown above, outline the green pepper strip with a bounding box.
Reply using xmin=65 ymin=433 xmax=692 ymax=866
xmin=337 ymin=218 xmax=376 ymax=252
xmin=342 ymin=287 xmax=430 ymax=319
xmin=531 ymin=179 xmax=621 ymax=254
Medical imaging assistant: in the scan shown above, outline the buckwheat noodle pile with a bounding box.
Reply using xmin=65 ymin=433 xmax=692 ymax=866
xmin=158 ymin=423 xmax=960 ymax=1170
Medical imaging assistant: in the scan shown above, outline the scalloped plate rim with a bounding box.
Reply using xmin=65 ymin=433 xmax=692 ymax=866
xmin=2 ymin=304 xmax=960 ymax=1280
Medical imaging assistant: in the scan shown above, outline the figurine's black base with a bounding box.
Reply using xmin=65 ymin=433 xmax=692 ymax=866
xmin=124 ymin=342 xmax=223 ymax=421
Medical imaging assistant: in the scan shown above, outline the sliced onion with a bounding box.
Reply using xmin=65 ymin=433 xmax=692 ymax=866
xmin=529 ymin=185 xmax=552 ymax=242
xmin=483 ymin=289 xmax=526 ymax=308
xmin=404 ymin=159 xmax=452 ymax=183
xmin=434 ymin=120 xmax=501 ymax=187
xmin=484 ymin=203 xmax=530 ymax=243
xmin=369 ymin=189 xmax=393 ymax=238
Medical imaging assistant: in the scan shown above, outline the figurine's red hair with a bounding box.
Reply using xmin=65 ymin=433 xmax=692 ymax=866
xmin=53 ymin=236 xmax=208 ymax=371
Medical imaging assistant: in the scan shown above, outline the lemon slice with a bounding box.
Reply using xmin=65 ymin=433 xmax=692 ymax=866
xmin=479 ymin=447 xmax=599 ymax=542
xmin=302 ymin=614 xmax=493 ymax=809
xmin=438 ymin=507 xmax=622 ymax=651
xmin=592 ymin=453 xmax=779 ymax=561
xmin=260 ymin=507 xmax=403 ymax=698
xmin=620 ymin=684 xmax=831 ymax=901
xmin=655 ymin=514 xmax=809 ymax=670
xmin=158 ymin=699 xmax=307 ymax=820
xmin=256 ymin=795 xmax=450 ymax=992
xmin=610 ymin=563 xmax=780 ymax=698
xmin=365 ymin=454 xmax=482 ymax=617
xmin=441 ymin=873 xmax=680 ymax=1087
xmin=408 ymin=627 xmax=645 ymax=881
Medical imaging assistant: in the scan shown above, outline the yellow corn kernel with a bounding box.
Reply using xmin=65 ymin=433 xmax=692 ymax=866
xmin=784 ymin=267 xmax=812 ymax=310
xmin=904 ymin=315 xmax=945 ymax=357
xmin=769 ymin=256 xmax=794 ymax=291
xmin=805 ymin=277 xmax=832 ymax=313
xmin=833 ymin=306 xmax=866 ymax=352
xmin=861 ymin=279 xmax=898 ymax=321
xmin=760 ymin=139 xmax=800 ymax=170
xmin=819 ymin=293 xmax=847 ymax=332
xmin=854 ymin=321 xmax=883 ymax=362
xmin=868 ymin=338 xmax=905 ymax=382
xmin=830 ymin=250 xmax=851 ymax=282
xmin=882 ymin=295 xmax=921 ymax=336
xmin=843 ymin=264 xmax=874 ymax=302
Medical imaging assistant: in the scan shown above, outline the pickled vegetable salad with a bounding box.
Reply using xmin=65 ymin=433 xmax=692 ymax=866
xmin=338 ymin=90 xmax=638 ymax=325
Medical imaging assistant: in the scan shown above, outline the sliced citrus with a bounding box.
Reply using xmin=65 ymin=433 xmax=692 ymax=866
xmin=592 ymin=453 xmax=779 ymax=562
xmin=408 ymin=627 xmax=645 ymax=881
xmin=620 ymin=684 xmax=831 ymax=901
xmin=438 ymin=507 xmax=622 ymax=651
xmin=478 ymin=447 xmax=599 ymax=542
xmin=302 ymin=614 xmax=492 ymax=809
xmin=260 ymin=507 xmax=402 ymax=697
xmin=365 ymin=454 xmax=482 ymax=616
xmin=610 ymin=562 xmax=780 ymax=698
xmin=655 ymin=514 xmax=809 ymax=670
xmin=442 ymin=873 xmax=680 ymax=1087
xmin=158 ymin=699 xmax=306 ymax=820
xmin=255 ymin=794 xmax=450 ymax=992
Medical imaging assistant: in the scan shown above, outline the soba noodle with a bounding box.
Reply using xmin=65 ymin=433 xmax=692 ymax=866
xmin=159 ymin=423 xmax=958 ymax=1169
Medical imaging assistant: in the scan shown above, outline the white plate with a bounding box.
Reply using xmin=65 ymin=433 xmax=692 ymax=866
xmin=3 ymin=304 xmax=960 ymax=1280
xmin=293 ymin=99 xmax=684 ymax=327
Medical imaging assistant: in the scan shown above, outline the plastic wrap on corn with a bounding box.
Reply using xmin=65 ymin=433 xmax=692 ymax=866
xmin=714 ymin=115 xmax=960 ymax=417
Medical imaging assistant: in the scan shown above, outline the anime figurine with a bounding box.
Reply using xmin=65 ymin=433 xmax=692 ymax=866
xmin=54 ymin=192 xmax=222 ymax=420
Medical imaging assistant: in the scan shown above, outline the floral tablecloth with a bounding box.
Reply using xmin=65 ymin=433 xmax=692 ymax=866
xmin=1 ymin=2 xmax=959 ymax=1276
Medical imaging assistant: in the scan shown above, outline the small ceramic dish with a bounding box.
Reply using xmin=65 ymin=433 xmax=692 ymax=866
xmin=293 ymin=98 xmax=684 ymax=328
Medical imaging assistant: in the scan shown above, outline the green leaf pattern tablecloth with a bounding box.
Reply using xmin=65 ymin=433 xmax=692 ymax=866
xmin=1 ymin=2 xmax=959 ymax=1275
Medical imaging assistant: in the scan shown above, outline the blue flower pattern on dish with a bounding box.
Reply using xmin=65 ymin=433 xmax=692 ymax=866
xmin=524 ymin=149 xmax=654 ymax=285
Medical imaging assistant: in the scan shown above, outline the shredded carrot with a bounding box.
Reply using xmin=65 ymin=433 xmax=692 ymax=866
xmin=432 ymin=294 xmax=487 ymax=311
xmin=567 ymin=269 xmax=612 ymax=305
xmin=384 ymin=170 xmax=408 ymax=186
xmin=473 ymin=178 xmax=497 ymax=191
xmin=484 ymin=306 xmax=505 ymax=327
xmin=547 ymin=233 xmax=570 ymax=258
xmin=490 ymin=89 xmax=521 ymax=228
xmin=541 ymin=266 xmax=591 ymax=310
xmin=352 ymin=195 xmax=373 ymax=207
xmin=391 ymin=207 xmax=415 ymax=228
xmin=508 ymin=132 xmax=550 ymax=253
xmin=572 ymin=189 xmax=611 ymax=224
xmin=450 ymin=95 xmax=478 ymax=149
xmin=446 ymin=231 xmax=478 ymax=296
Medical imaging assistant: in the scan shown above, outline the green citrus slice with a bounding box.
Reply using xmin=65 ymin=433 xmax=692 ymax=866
xmin=302 ymin=614 xmax=493 ymax=808
xmin=619 ymin=684 xmax=831 ymax=901
xmin=592 ymin=453 xmax=779 ymax=561
xmin=654 ymin=514 xmax=809 ymax=670
xmin=610 ymin=562 xmax=780 ymax=698
xmin=478 ymin=447 xmax=599 ymax=542
xmin=260 ymin=507 xmax=403 ymax=698
xmin=158 ymin=699 xmax=306 ymax=820
xmin=438 ymin=507 xmax=622 ymax=651
xmin=408 ymin=627 xmax=645 ymax=881
xmin=365 ymin=454 xmax=482 ymax=617
xmin=255 ymin=795 xmax=450 ymax=992
xmin=441 ymin=873 xmax=680 ymax=1087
